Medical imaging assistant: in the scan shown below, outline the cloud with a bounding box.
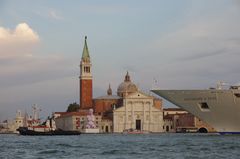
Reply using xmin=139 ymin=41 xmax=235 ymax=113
xmin=0 ymin=23 xmax=40 ymax=59
xmin=139 ymin=3 xmax=240 ymax=90
xmin=78 ymin=4 xmax=130 ymax=15
xmin=0 ymin=55 xmax=76 ymax=88
xmin=152 ymin=4 xmax=240 ymax=63
xmin=0 ymin=23 xmax=39 ymax=44
xmin=49 ymin=10 xmax=63 ymax=20
xmin=179 ymin=48 xmax=227 ymax=61
xmin=0 ymin=22 xmax=77 ymax=89
xmin=34 ymin=9 xmax=64 ymax=21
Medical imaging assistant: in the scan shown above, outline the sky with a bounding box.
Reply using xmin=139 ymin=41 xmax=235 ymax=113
xmin=1 ymin=0 xmax=240 ymax=120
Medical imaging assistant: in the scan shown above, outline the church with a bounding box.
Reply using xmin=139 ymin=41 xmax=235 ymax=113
xmin=112 ymin=73 xmax=164 ymax=133
xmin=78 ymin=36 xmax=164 ymax=133
xmin=56 ymin=36 xmax=164 ymax=133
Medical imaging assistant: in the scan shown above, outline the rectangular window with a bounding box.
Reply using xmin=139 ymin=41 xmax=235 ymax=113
xmin=234 ymin=93 xmax=240 ymax=98
xmin=198 ymin=102 xmax=210 ymax=112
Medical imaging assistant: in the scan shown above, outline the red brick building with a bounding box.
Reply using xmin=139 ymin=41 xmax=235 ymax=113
xmin=79 ymin=36 xmax=93 ymax=110
xmin=93 ymin=85 xmax=121 ymax=116
xmin=163 ymin=108 xmax=216 ymax=133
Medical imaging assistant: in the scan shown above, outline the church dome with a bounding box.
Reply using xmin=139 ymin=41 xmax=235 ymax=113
xmin=117 ymin=72 xmax=138 ymax=97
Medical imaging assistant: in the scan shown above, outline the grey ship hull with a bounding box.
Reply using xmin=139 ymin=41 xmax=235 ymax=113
xmin=152 ymin=89 xmax=240 ymax=134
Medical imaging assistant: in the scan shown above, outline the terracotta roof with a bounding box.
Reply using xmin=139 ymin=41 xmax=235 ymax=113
xmin=94 ymin=95 xmax=121 ymax=100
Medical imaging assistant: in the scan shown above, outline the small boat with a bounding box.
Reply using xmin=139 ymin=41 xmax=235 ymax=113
xmin=17 ymin=127 xmax=81 ymax=136
xmin=17 ymin=113 xmax=81 ymax=136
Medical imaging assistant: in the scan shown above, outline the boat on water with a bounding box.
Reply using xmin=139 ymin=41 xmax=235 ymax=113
xmin=17 ymin=116 xmax=81 ymax=136
xmin=17 ymin=127 xmax=81 ymax=136
xmin=17 ymin=105 xmax=81 ymax=136
xmin=152 ymin=84 xmax=240 ymax=135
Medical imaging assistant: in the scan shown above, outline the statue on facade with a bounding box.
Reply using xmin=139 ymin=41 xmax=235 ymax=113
xmin=86 ymin=109 xmax=96 ymax=129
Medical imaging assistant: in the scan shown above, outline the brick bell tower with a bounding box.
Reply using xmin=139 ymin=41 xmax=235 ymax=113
xmin=79 ymin=36 xmax=93 ymax=109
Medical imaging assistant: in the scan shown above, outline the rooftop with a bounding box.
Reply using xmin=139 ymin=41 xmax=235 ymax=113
xmin=94 ymin=95 xmax=121 ymax=100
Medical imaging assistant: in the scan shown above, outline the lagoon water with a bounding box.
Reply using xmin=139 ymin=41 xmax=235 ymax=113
xmin=0 ymin=133 xmax=240 ymax=159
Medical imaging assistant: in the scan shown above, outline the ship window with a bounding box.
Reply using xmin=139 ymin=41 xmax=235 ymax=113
xmin=198 ymin=102 xmax=210 ymax=111
xmin=234 ymin=93 xmax=240 ymax=98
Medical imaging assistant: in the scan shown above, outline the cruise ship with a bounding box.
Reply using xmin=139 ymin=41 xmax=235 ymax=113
xmin=152 ymin=85 xmax=240 ymax=134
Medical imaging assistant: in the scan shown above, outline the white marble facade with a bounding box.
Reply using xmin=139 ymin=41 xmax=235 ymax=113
xmin=113 ymin=92 xmax=163 ymax=133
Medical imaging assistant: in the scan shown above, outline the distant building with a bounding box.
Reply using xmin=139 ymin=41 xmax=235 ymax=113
xmin=76 ymin=37 xmax=164 ymax=133
xmin=93 ymin=84 xmax=121 ymax=116
xmin=112 ymin=72 xmax=164 ymax=133
xmin=163 ymin=108 xmax=216 ymax=133
xmin=55 ymin=112 xmax=103 ymax=132
xmin=55 ymin=37 xmax=116 ymax=133
xmin=6 ymin=110 xmax=24 ymax=133
xmin=55 ymin=36 xmax=216 ymax=134
xmin=79 ymin=36 xmax=93 ymax=110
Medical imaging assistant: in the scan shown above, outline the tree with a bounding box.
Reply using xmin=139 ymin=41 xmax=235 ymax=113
xmin=66 ymin=102 xmax=80 ymax=112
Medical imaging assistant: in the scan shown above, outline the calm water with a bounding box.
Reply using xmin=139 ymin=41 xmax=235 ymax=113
xmin=0 ymin=133 xmax=240 ymax=159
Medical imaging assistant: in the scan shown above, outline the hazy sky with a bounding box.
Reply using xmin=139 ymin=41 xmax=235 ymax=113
xmin=1 ymin=0 xmax=240 ymax=120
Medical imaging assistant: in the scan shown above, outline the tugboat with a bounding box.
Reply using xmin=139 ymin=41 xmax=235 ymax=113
xmin=17 ymin=105 xmax=81 ymax=136
xmin=17 ymin=116 xmax=81 ymax=136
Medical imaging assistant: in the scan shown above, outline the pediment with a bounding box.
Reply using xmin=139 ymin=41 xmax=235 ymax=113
xmin=126 ymin=91 xmax=152 ymax=99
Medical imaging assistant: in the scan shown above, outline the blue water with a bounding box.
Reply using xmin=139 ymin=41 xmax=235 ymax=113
xmin=0 ymin=133 xmax=240 ymax=159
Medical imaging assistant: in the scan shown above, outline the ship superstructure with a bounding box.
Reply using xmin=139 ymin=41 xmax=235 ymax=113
xmin=152 ymin=85 xmax=240 ymax=134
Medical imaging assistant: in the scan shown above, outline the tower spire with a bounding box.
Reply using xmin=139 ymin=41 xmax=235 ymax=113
xmin=107 ymin=84 xmax=112 ymax=96
xmin=82 ymin=36 xmax=90 ymax=61
xmin=79 ymin=36 xmax=93 ymax=110
xmin=124 ymin=71 xmax=131 ymax=82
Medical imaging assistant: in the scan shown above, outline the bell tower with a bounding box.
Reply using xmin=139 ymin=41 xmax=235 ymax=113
xmin=80 ymin=36 xmax=93 ymax=109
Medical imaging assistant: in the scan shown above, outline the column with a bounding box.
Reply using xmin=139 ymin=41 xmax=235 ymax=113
xmin=149 ymin=102 xmax=152 ymax=131
xmin=125 ymin=99 xmax=128 ymax=130
xmin=132 ymin=102 xmax=134 ymax=128
xmin=143 ymin=102 xmax=145 ymax=131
